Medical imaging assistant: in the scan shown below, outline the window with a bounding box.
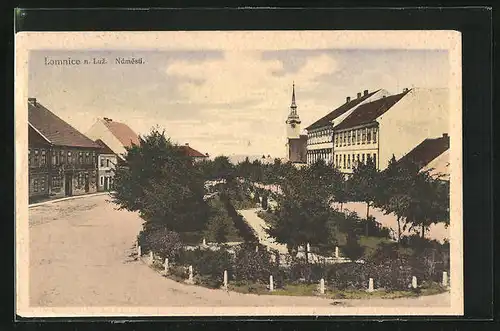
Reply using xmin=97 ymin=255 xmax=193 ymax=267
xmin=34 ymin=149 xmax=39 ymax=166
xmin=362 ymin=153 xmax=365 ymax=164
xmin=335 ymin=135 xmax=338 ymax=147
xmin=367 ymin=129 xmax=372 ymax=143
xmin=373 ymin=128 xmax=378 ymax=143
xmin=352 ymin=153 xmax=355 ymax=167
xmin=85 ymin=152 xmax=90 ymax=164
xmin=60 ymin=150 xmax=65 ymax=164
xmin=78 ymin=152 xmax=83 ymax=164
xmin=357 ymin=129 xmax=361 ymax=144
xmin=40 ymin=177 xmax=46 ymax=191
xmin=100 ymin=176 xmax=104 ymax=186
xmin=52 ymin=175 xmax=61 ymax=188
xmin=28 ymin=149 xmax=31 ymax=166
xmin=343 ymin=154 xmax=346 ymax=169
xmin=100 ymin=157 xmax=105 ymax=167
xmin=335 ymin=155 xmax=338 ymax=167
xmin=362 ymin=129 xmax=366 ymax=144
xmin=347 ymin=131 xmax=351 ymax=146
xmin=373 ymin=153 xmax=377 ymax=167
xmin=106 ymin=159 xmax=110 ymax=167
xmin=33 ymin=179 xmax=39 ymax=193
xmin=343 ymin=132 xmax=346 ymax=146
xmin=347 ymin=155 xmax=351 ymax=168
xmin=41 ymin=149 xmax=46 ymax=165
xmin=67 ymin=151 xmax=73 ymax=164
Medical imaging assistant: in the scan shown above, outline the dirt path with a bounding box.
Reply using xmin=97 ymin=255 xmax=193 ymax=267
xmin=29 ymin=195 xmax=450 ymax=308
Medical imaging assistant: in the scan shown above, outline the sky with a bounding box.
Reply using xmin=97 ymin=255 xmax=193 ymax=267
xmin=28 ymin=37 xmax=450 ymax=158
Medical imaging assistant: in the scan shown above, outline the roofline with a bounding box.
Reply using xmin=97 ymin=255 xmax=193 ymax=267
xmin=28 ymin=122 xmax=52 ymax=144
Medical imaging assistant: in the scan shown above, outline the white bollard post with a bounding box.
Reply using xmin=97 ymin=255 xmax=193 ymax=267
xmin=412 ymin=276 xmax=418 ymax=289
xmin=306 ymin=243 xmax=310 ymax=252
xmin=368 ymin=278 xmax=374 ymax=292
xmin=269 ymin=275 xmax=274 ymax=292
xmin=223 ymin=270 xmax=228 ymax=290
xmin=202 ymin=238 xmax=206 ymax=246
xmin=137 ymin=245 xmax=141 ymax=258
xmin=320 ymin=278 xmax=325 ymax=294
xmin=188 ymin=265 xmax=194 ymax=282
xmin=335 ymin=246 xmax=340 ymax=259
xmin=442 ymin=271 xmax=448 ymax=287
xmin=255 ymin=245 xmax=259 ymax=252
xmin=148 ymin=251 xmax=154 ymax=265
xmin=164 ymin=258 xmax=169 ymax=274
xmin=267 ymin=245 xmax=270 ymax=252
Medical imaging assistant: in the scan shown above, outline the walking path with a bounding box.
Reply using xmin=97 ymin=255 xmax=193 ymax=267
xmin=27 ymin=194 xmax=450 ymax=311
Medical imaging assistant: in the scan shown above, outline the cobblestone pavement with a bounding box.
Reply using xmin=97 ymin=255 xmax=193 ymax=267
xmin=29 ymin=195 xmax=450 ymax=308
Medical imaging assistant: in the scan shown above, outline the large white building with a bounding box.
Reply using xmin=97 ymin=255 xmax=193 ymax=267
xmin=304 ymin=87 xmax=449 ymax=174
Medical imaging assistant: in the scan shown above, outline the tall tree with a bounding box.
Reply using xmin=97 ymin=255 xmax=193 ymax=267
xmin=112 ymin=128 xmax=209 ymax=232
xmin=349 ymin=156 xmax=380 ymax=235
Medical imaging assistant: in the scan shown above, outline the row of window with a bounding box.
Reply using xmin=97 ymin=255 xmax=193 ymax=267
xmin=28 ymin=148 xmax=97 ymax=167
xmin=77 ymin=173 xmax=89 ymax=186
xmin=308 ymin=128 xmax=333 ymax=145
xmin=307 ymin=149 xmax=333 ymax=164
xmin=99 ymin=176 xmax=114 ymax=186
xmin=335 ymin=152 xmax=377 ymax=170
xmin=335 ymin=127 xmax=378 ymax=147
xmin=99 ymin=156 xmax=114 ymax=168
xmin=31 ymin=177 xmax=46 ymax=193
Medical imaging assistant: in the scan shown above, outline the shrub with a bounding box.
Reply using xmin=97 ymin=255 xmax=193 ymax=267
xmin=358 ymin=216 xmax=392 ymax=239
xmin=169 ymin=265 xmax=189 ymax=281
xmin=327 ymin=262 xmax=369 ymax=291
xmin=137 ymin=226 xmax=183 ymax=260
xmin=288 ymin=258 xmax=328 ymax=283
xmin=342 ymin=233 xmax=365 ymax=262
xmin=176 ymin=248 xmax=234 ymax=288
xmin=233 ymin=245 xmax=277 ymax=283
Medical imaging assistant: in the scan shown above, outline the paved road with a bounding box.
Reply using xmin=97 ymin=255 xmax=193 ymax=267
xmin=29 ymin=195 xmax=450 ymax=308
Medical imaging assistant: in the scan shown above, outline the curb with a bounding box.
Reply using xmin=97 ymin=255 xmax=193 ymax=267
xmin=29 ymin=191 xmax=115 ymax=208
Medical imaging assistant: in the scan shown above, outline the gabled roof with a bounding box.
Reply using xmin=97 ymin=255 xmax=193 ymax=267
xmin=101 ymin=118 xmax=140 ymax=148
xmin=306 ymin=90 xmax=379 ymax=130
xmin=28 ymin=100 xmax=101 ymax=149
xmin=95 ymin=139 xmax=115 ymax=155
xmin=398 ymin=134 xmax=450 ymax=170
xmin=179 ymin=144 xmax=207 ymax=158
xmin=333 ymin=90 xmax=409 ymax=131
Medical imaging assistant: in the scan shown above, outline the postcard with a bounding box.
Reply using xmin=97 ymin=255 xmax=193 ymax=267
xmin=15 ymin=30 xmax=463 ymax=317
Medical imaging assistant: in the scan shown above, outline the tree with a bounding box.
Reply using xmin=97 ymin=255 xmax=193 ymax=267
xmin=266 ymin=168 xmax=333 ymax=263
xmin=349 ymin=156 xmax=381 ymax=236
xmin=112 ymin=128 xmax=209 ymax=232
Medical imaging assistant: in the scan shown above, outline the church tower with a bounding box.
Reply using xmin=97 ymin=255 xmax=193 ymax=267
xmin=285 ymin=83 xmax=301 ymax=139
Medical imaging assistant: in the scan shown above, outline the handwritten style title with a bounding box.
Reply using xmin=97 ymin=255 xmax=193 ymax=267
xmin=44 ymin=56 xmax=145 ymax=66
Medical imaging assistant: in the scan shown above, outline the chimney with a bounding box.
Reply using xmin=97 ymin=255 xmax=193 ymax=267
xmin=103 ymin=117 xmax=112 ymax=122
xmin=364 ymin=89 xmax=368 ymax=96
xmin=28 ymin=97 xmax=37 ymax=106
xmin=346 ymin=96 xmax=351 ymax=103
xmin=403 ymin=87 xmax=409 ymax=92
xmin=185 ymin=143 xmax=189 ymax=146
xmin=442 ymin=133 xmax=448 ymax=138
xmin=357 ymin=92 xmax=362 ymax=99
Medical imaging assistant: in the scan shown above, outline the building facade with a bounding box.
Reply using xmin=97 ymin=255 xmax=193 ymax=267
xmin=285 ymin=83 xmax=308 ymax=164
xmin=95 ymin=139 xmax=118 ymax=191
xmin=179 ymin=143 xmax=209 ymax=162
xmin=28 ymin=98 xmax=101 ymax=201
xmin=305 ymin=89 xmax=389 ymax=166
xmin=331 ymin=88 xmax=449 ymax=175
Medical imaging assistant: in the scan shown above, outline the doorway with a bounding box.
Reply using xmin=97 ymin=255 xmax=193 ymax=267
xmin=85 ymin=174 xmax=90 ymax=193
xmin=104 ymin=177 xmax=109 ymax=191
xmin=64 ymin=174 xmax=72 ymax=196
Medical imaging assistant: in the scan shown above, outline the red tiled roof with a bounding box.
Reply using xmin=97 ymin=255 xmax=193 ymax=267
xmin=95 ymin=139 xmax=115 ymax=155
xmin=398 ymin=134 xmax=450 ymax=170
xmin=102 ymin=119 xmax=140 ymax=148
xmin=306 ymin=90 xmax=380 ymax=130
xmin=333 ymin=90 xmax=409 ymax=131
xmin=28 ymin=100 xmax=101 ymax=149
xmin=179 ymin=145 xmax=207 ymax=158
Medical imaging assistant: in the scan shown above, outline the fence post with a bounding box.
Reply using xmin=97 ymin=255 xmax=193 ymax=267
xmin=335 ymin=246 xmax=339 ymax=259
xmin=442 ymin=271 xmax=448 ymax=287
xmin=368 ymin=278 xmax=374 ymax=292
xmin=148 ymin=251 xmax=154 ymax=265
xmin=187 ymin=265 xmax=194 ymax=283
xmin=164 ymin=258 xmax=169 ymax=274
xmin=269 ymin=275 xmax=274 ymax=292
xmin=319 ymin=278 xmax=325 ymax=295
xmin=137 ymin=245 xmax=141 ymax=258
xmin=412 ymin=276 xmax=418 ymax=289
xmin=202 ymin=238 xmax=206 ymax=246
xmin=223 ymin=270 xmax=228 ymax=290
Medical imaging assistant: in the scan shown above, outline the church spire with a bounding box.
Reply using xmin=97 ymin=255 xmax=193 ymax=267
xmin=290 ymin=82 xmax=297 ymax=113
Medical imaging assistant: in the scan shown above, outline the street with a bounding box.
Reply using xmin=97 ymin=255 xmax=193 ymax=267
xmin=29 ymin=194 xmax=450 ymax=308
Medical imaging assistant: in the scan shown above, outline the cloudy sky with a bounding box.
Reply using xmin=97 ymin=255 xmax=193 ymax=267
xmin=28 ymin=36 xmax=449 ymax=158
